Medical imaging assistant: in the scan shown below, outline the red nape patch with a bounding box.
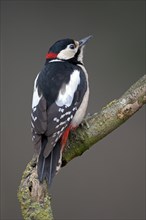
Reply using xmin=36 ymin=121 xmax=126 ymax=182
xmin=46 ymin=52 xmax=58 ymax=59
xmin=61 ymin=126 xmax=71 ymax=151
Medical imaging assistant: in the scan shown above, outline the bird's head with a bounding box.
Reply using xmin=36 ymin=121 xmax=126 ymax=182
xmin=46 ymin=35 xmax=92 ymax=64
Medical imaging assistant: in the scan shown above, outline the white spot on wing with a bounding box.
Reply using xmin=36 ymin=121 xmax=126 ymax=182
xmin=60 ymin=111 xmax=71 ymax=119
xmin=67 ymin=117 xmax=70 ymax=121
xmin=66 ymin=111 xmax=71 ymax=115
xmin=55 ymin=137 xmax=58 ymax=143
xmin=31 ymin=113 xmax=37 ymax=121
xmin=53 ymin=117 xmax=59 ymax=123
xmin=55 ymin=121 xmax=66 ymax=128
xmin=57 ymin=131 xmax=61 ymax=135
xmin=56 ymin=70 xmax=80 ymax=107
xmin=31 ymin=121 xmax=34 ymax=128
xmin=59 ymin=108 xmax=64 ymax=113
xmin=60 ymin=113 xmax=65 ymax=119
xmin=61 ymin=126 xmax=65 ymax=131
xmin=52 ymin=132 xmax=57 ymax=138
xmin=32 ymin=135 xmax=35 ymax=141
xmin=73 ymin=107 xmax=77 ymax=111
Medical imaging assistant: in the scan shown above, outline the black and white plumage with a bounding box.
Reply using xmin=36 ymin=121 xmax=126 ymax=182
xmin=31 ymin=36 xmax=92 ymax=186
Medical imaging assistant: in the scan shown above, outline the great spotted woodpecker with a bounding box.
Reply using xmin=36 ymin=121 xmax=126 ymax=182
xmin=31 ymin=36 xmax=92 ymax=186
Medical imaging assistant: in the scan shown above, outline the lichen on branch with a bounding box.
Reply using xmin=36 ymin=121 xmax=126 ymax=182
xmin=18 ymin=75 xmax=146 ymax=220
xmin=63 ymin=75 xmax=146 ymax=164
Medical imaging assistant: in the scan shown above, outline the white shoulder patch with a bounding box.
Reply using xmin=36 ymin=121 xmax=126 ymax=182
xmin=32 ymin=73 xmax=42 ymax=109
xmin=56 ymin=70 xmax=80 ymax=107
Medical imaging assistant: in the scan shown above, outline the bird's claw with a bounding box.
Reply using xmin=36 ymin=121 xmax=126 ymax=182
xmin=81 ymin=113 xmax=91 ymax=129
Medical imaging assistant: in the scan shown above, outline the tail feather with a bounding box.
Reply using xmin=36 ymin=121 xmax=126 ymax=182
xmin=37 ymin=136 xmax=47 ymax=182
xmin=38 ymin=139 xmax=62 ymax=186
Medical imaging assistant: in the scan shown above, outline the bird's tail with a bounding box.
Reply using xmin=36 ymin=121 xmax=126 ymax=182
xmin=37 ymin=139 xmax=62 ymax=186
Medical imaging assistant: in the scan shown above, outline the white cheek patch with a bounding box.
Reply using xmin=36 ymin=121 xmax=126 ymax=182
xmin=32 ymin=73 xmax=42 ymax=109
xmin=56 ymin=70 xmax=80 ymax=107
xmin=57 ymin=47 xmax=78 ymax=60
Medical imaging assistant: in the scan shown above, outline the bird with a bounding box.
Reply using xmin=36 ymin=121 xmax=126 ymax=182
xmin=31 ymin=35 xmax=92 ymax=186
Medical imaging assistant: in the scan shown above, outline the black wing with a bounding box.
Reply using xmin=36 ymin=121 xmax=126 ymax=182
xmin=31 ymin=62 xmax=87 ymax=157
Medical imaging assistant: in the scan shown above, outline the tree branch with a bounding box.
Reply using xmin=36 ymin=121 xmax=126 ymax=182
xmin=63 ymin=74 xmax=146 ymax=164
xmin=18 ymin=75 xmax=146 ymax=220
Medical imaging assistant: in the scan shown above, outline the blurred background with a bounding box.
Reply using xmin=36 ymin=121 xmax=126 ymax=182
xmin=1 ymin=1 xmax=145 ymax=220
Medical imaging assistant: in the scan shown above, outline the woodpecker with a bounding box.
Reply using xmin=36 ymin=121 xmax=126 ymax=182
xmin=31 ymin=35 xmax=92 ymax=186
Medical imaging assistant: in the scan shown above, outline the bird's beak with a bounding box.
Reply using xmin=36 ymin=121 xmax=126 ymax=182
xmin=79 ymin=35 xmax=93 ymax=47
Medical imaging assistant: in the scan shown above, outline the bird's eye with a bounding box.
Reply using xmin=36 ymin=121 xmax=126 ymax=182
xmin=69 ymin=44 xmax=75 ymax=49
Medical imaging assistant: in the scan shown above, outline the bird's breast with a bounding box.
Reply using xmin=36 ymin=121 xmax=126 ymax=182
xmin=71 ymin=64 xmax=89 ymax=127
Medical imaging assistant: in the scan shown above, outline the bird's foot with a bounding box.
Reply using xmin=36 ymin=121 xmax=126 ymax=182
xmin=81 ymin=113 xmax=91 ymax=129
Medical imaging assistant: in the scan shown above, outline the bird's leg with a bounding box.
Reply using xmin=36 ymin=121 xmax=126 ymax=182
xmin=81 ymin=113 xmax=91 ymax=129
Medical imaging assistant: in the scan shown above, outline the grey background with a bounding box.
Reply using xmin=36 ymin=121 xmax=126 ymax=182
xmin=0 ymin=1 xmax=145 ymax=220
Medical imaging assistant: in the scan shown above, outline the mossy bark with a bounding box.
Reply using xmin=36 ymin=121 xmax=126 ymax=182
xmin=18 ymin=156 xmax=53 ymax=220
xmin=18 ymin=75 xmax=146 ymax=220
xmin=62 ymin=74 xmax=146 ymax=164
